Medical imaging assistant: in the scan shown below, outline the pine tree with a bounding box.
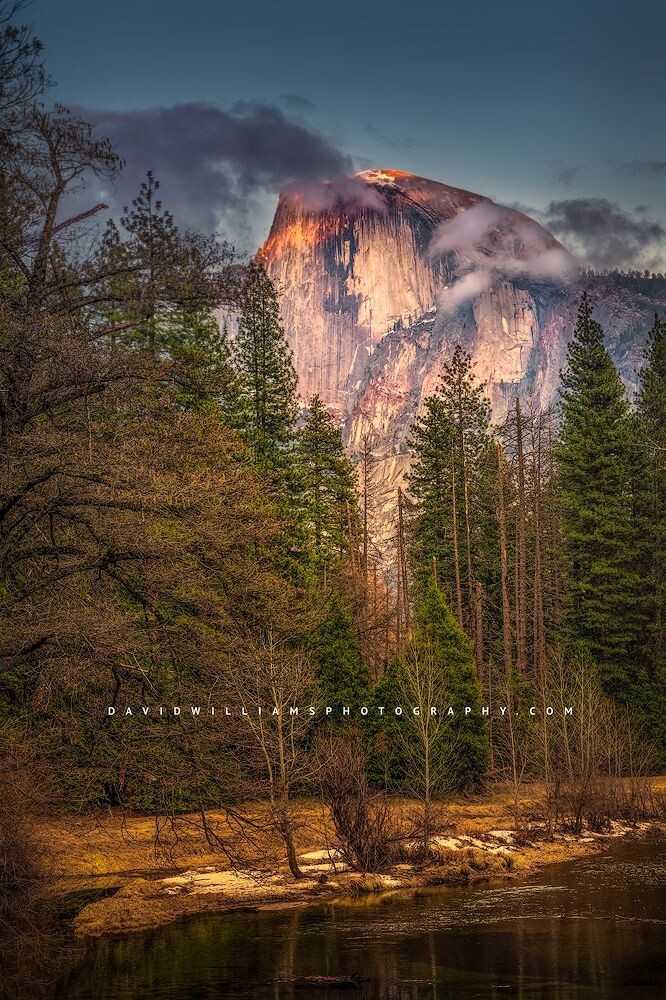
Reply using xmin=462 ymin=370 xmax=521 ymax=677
xmin=119 ymin=171 xmax=181 ymax=352
xmin=293 ymin=395 xmax=357 ymax=570
xmin=408 ymin=389 xmax=452 ymax=594
xmin=408 ymin=346 xmax=496 ymax=675
xmin=368 ymin=657 xmax=408 ymax=788
xmin=311 ymin=594 xmax=369 ymax=718
xmin=556 ymin=294 xmax=644 ymax=702
xmin=634 ymin=315 xmax=665 ymax=651
xmin=632 ymin=314 xmax=665 ymax=742
xmin=410 ymin=575 xmax=488 ymax=789
xmin=164 ymin=307 xmax=240 ymax=420
xmin=93 ymin=174 xmax=239 ymax=421
xmin=234 ymin=260 xmax=298 ymax=475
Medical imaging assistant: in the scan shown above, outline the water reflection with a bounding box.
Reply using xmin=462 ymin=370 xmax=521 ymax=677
xmin=56 ymin=838 xmax=666 ymax=999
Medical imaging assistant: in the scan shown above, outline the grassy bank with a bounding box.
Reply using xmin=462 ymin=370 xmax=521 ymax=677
xmin=34 ymin=779 xmax=665 ymax=938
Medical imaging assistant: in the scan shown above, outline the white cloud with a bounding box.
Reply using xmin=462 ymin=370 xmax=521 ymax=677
xmin=438 ymin=270 xmax=491 ymax=313
xmin=429 ymin=202 xmax=575 ymax=312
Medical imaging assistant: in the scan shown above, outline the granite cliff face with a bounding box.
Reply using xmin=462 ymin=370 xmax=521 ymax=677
xmin=261 ymin=169 xmax=568 ymax=417
xmin=260 ymin=169 xmax=665 ymax=523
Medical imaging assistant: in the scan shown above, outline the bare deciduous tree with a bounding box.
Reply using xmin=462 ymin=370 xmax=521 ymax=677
xmin=394 ymin=646 xmax=459 ymax=854
xmin=318 ymin=733 xmax=406 ymax=873
xmin=541 ymin=649 xmax=662 ymax=834
xmin=225 ymin=629 xmax=320 ymax=879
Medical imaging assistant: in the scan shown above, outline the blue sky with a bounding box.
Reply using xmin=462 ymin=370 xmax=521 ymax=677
xmin=30 ymin=0 xmax=666 ymax=265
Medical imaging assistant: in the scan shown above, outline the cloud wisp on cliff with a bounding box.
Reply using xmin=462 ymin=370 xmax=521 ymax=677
xmin=429 ymin=202 xmax=575 ymax=313
xmin=77 ymin=101 xmax=354 ymax=249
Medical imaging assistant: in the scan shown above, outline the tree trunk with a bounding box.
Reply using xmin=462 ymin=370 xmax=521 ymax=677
xmin=497 ymin=442 xmax=513 ymax=677
xmin=397 ymin=488 xmax=411 ymax=643
xmin=450 ymin=445 xmax=464 ymax=628
xmin=546 ymin=415 xmax=562 ymax=623
xmin=532 ymin=423 xmax=546 ymax=683
xmin=459 ymin=421 xmax=475 ymax=633
xmin=515 ymin=398 xmax=528 ymax=673
xmin=284 ymin=826 xmax=304 ymax=879
xmin=474 ymin=580 xmax=484 ymax=685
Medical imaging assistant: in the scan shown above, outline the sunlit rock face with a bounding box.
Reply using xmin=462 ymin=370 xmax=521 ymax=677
xmin=260 ymin=169 xmax=666 ymax=536
xmin=260 ymin=169 xmax=566 ymax=421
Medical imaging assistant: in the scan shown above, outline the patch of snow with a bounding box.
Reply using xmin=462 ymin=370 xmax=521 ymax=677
xmin=356 ymin=170 xmax=400 ymax=187
xmin=160 ymin=869 xmax=296 ymax=896
xmin=431 ymin=836 xmax=464 ymax=850
xmin=299 ymin=862 xmax=343 ymax=873
xmin=300 ymin=850 xmax=341 ymax=862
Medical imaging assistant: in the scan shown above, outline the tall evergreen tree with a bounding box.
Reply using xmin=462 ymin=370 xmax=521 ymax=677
xmin=91 ymin=175 xmax=239 ymax=421
xmin=408 ymin=346 xmax=496 ymax=673
xmin=311 ymin=594 xmax=369 ymax=719
xmin=408 ymin=389 xmax=453 ymax=591
xmin=234 ymin=259 xmax=298 ymax=475
xmin=409 ymin=575 xmax=488 ymax=789
xmin=293 ymin=395 xmax=358 ymax=570
xmin=632 ymin=314 xmax=665 ymax=741
xmin=118 ymin=171 xmax=182 ymax=352
xmin=556 ymin=294 xmax=645 ymax=703
xmin=165 ymin=307 xmax=239 ymax=419
xmin=368 ymin=657 xmax=407 ymax=787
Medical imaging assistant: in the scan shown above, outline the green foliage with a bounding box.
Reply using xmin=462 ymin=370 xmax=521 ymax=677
xmin=115 ymin=171 xmax=182 ymax=352
xmin=556 ymin=294 xmax=647 ymax=708
xmin=163 ymin=308 xmax=240 ymax=419
xmin=632 ymin=314 xmax=666 ymax=746
xmin=367 ymin=657 xmax=408 ymax=788
xmin=293 ymin=395 xmax=358 ymax=571
xmin=234 ymin=260 xmax=298 ymax=476
xmin=410 ymin=575 xmax=488 ymax=788
xmin=408 ymin=345 xmax=496 ymax=620
xmin=91 ymin=172 xmax=238 ymax=409
xmin=310 ymin=593 xmax=369 ymax=719
xmin=368 ymin=580 xmax=489 ymax=791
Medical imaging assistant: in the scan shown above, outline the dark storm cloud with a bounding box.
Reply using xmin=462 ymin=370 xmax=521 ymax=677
xmin=551 ymin=159 xmax=580 ymax=188
xmin=77 ymin=101 xmax=353 ymax=243
xmin=618 ymin=159 xmax=666 ymax=177
xmin=543 ymin=197 xmax=665 ymax=270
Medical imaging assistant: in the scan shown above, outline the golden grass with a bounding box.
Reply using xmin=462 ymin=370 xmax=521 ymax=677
xmin=36 ymin=777 xmax=666 ymax=882
xmin=30 ymin=777 xmax=665 ymax=937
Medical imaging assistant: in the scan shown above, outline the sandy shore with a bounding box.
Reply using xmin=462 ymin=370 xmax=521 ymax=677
xmin=35 ymin=780 xmax=665 ymax=938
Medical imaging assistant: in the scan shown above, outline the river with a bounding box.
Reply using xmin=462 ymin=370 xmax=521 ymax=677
xmin=55 ymin=837 xmax=665 ymax=999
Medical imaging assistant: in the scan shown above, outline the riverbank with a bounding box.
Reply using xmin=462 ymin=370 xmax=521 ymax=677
xmin=36 ymin=779 xmax=665 ymax=938
xmin=56 ymin=837 xmax=666 ymax=1000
